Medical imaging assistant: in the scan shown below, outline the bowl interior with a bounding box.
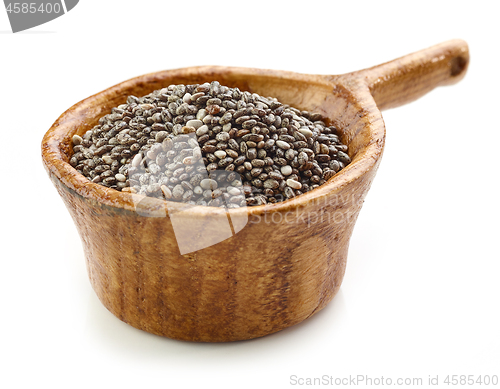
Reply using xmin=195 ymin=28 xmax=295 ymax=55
xmin=43 ymin=66 xmax=385 ymax=215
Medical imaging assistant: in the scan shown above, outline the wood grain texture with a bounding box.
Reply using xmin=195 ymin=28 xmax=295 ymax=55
xmin=41 ymin=40 xmax=468 ymax=342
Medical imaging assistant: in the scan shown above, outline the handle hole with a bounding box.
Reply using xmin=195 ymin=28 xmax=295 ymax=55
xmin=450 ymin=56 xmax=467 ymax=77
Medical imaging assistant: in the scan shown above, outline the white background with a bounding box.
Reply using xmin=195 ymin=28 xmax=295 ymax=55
xmin=1 ymin=1 xmax=499 ymax=388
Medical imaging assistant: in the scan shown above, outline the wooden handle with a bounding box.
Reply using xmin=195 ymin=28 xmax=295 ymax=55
xmin=357 ymin=39 xmax=469 ymax=111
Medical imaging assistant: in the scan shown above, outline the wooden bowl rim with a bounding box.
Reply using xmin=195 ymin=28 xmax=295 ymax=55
xmin=41 ymin=65 xmax=385 ymax=217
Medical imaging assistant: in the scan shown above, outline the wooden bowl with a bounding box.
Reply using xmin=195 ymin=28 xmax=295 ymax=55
xmin=41 ymin=40 xmax=469 ymax=342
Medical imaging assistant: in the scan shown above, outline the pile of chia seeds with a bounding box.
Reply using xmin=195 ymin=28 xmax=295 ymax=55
xmin=71 ymin=81 xmax=351 ymax=207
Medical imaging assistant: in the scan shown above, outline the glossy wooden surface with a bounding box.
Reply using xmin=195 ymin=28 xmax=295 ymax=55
xmin=42 ymin=40 xmax=468 ymax=342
